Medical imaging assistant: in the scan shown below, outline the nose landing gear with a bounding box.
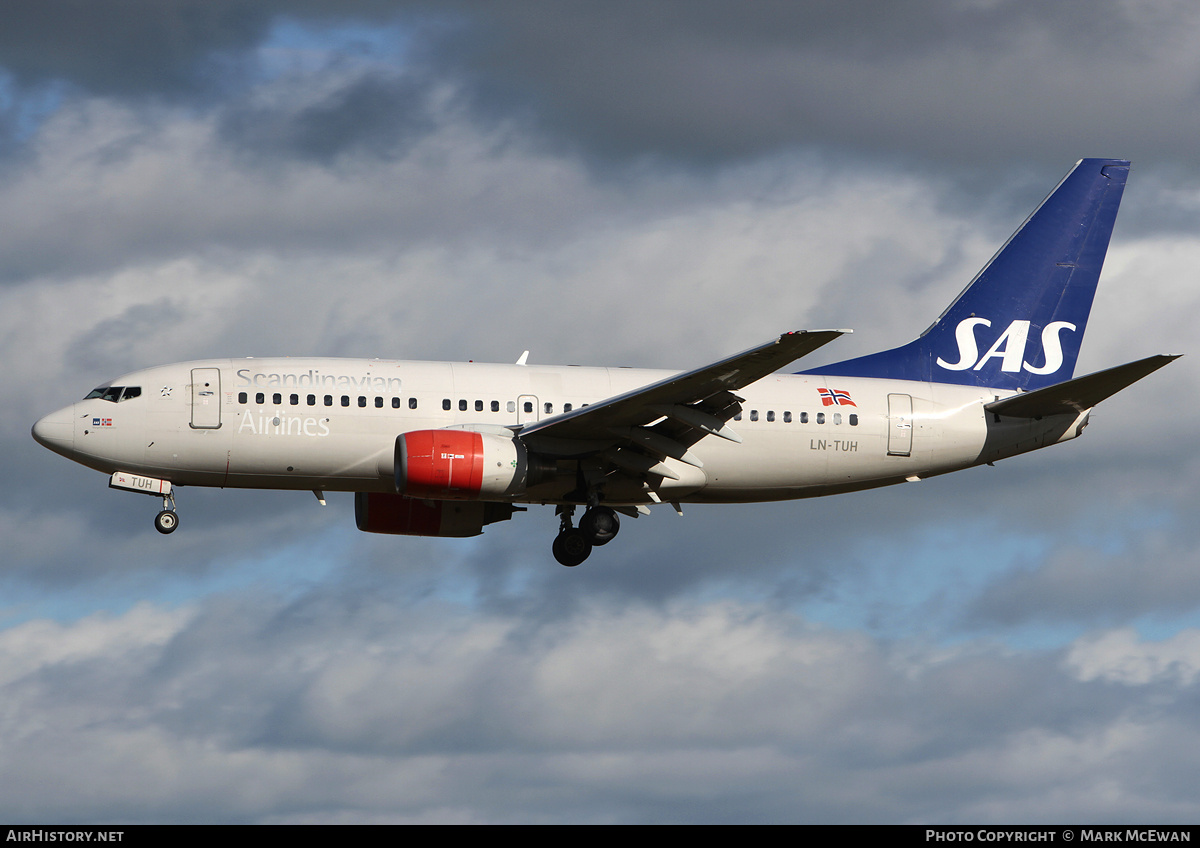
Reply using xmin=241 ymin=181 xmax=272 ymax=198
xmin=108 ymin=472 xmax=179 ymax=535
xmin=153 ymin=492 xmax=178 ymax=535
xmin=552 ymin=505 xmax=621 ymax=566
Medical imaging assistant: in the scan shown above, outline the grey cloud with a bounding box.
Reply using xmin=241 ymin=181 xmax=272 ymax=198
xmin=65 ymin=298 xmax=185 ymax=376
xmin=420 ymin=0 xmax=1200 ymax=165
xmin=1 ymin=590 xmax=1198 ymax=822
xmin=966 ymin=529 xmax=1200 ymax=628
xmin=0 ymin=96 xmax=615 ymax=283
xmin=0 ymin=1 xmax=275 ymax=97
xmin=5 ymin=2 xmax=1200 ymax=168
xmin=0 ymin=1 xmax=414 ymax=99
xmin=218 ymin=72 xmax=436 ymax=164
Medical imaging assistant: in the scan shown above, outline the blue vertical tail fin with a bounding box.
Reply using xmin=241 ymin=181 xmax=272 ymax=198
xmin=804 ymin=158 xmax=1130 ymax=390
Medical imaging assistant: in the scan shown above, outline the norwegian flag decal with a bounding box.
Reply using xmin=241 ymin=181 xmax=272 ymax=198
xmin=817 ymin=388 xmax=856 ymax=407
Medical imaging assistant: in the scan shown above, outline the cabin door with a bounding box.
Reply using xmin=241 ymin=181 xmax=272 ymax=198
xmin=190 ymin=368 xmax=222 ymax=429
xmin=887 ymin=393 xmax=912 ymax=456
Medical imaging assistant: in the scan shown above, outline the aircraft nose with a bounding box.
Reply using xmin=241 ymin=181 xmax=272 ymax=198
xmin=32 ymin=405 xmax=75 ymax=456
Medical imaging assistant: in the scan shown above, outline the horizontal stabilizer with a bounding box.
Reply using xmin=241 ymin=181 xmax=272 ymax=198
xmin=985 ymin=354 xmax=1180 ymax=418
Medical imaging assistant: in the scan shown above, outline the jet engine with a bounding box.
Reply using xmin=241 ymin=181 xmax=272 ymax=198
xmin=355 ymin=492 xmax=520 ymax=537
xmin=394 ymin=429 xmax=555 ymax=500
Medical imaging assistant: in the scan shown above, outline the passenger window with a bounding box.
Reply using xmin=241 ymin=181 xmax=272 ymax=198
xmin=545 ymin=402 xmax=553 ymax=414
xmin=784 ymin=411 xmax=792 ymax=423
xmin=564 ymin=403 xmax=572 ymax=412
xmin=800 ymin=412 xmax=809 ymax=424
xmin=324 ymin=395 xmax=333 ymax=406
xmin=817 ymin=412 xmax=825 ymax=424
xmin=849 ymin=414 xmax=858 ymax=426
xmin=491 ymin=400 xmax=499 ymax=412
xmin=523 ymin=401 xmax=533 ymax=414
xmin=358 ymin=396 xmax=366 ymax=408
xmin=307 ymin=394 xmax=316 ymax=406
xmin=734 ymin=412 xmax=743 ymax=421
xmin=475 ymin=400 xmax=484 ymax=412
xmin=443 ymin=399 xmax=451 ymax=410
xmin=507 ymin=401 xmax=516 ymax=413
xmin=256 ymin=392 xmax=265 ymax=405
xmin=273 ymin=393 xmax=282 ymax=405
xmin=833 ymin=413 xmax=842 ymax=425
xmin=409 ymin=398 xmax=418 ymax=410
xmin=238 ymin=392 xmax=247 ymax=404
xmin=392 ymin=397 xmax=401 ymax=409
xmin=750 ymin=410 xmax=758 ymax=422
xmin=341 ymin=396 xmax=350 ymax=407
xmin=767 ymin=410 xmax=775 ymax=422
xmin=375 ymin=397 xmax=383 ymax=408
xmin=459 ymin=399 xmax=467 ymax=411
xmin=288 ymin=394 xmax=297 ymax=405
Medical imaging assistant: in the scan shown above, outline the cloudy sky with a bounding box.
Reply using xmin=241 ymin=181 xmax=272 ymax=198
xmin=5 ymin=0 xmax=1200 ymax=824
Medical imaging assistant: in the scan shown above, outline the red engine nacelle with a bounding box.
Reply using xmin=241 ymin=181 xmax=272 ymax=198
xmin=395 ymin=429 xmax=552 ymax=500
xmin=354 ymin=492 xmax=520 ymax=537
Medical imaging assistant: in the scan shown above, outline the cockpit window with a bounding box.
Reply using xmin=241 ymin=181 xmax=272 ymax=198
xmin=85 ymin=386 xmax=123 ymax=402
xmin=83 ymin=386 xmax=142 ymax=403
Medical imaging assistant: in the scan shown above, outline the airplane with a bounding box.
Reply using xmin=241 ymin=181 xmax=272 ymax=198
xmin=32 ymin=158 xmax=1179 ymax=567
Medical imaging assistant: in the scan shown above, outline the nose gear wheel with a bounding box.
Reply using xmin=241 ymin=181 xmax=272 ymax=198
xmin=154 ymin=509 xmax=178 ymax=534
xmin=154 ymin=492 xmax=179 ymax=534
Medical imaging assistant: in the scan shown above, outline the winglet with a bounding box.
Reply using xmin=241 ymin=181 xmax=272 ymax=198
xmin=516 ymin=351 xmax=530 ymax=366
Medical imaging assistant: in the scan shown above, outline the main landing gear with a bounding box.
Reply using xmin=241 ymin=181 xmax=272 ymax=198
xmin=552 ymin=505 xmax=620 ymax=567
xmin=154 ymin=492 xmax=179 ymax=535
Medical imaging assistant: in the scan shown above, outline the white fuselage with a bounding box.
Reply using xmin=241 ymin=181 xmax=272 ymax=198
xmin=38 ymin=357 xmax=1086 ymax=506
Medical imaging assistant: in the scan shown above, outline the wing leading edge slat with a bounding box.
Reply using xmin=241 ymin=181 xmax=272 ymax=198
xmin=518 ymin=330 xmax=848 ymax=464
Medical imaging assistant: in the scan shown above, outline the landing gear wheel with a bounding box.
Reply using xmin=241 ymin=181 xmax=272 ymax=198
xmin=553 ymin=528 xmax=592 ymax=567
xmin=580 ymin=507 xmax=620 ymax=546
xmin=154 ymin=510 xmax=179 ymax=535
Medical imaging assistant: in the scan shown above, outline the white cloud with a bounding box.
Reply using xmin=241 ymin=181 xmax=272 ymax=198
xmin=1067 ymin=627 xmax=1200 ymax=686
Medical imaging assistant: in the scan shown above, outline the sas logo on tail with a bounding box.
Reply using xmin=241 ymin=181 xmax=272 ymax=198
xmin=936 ymin=319 xmax=1076 ymax=375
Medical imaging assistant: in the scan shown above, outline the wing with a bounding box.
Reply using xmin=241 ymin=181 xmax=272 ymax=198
xmin=516 ymin=330 xmax=848 ymax=499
